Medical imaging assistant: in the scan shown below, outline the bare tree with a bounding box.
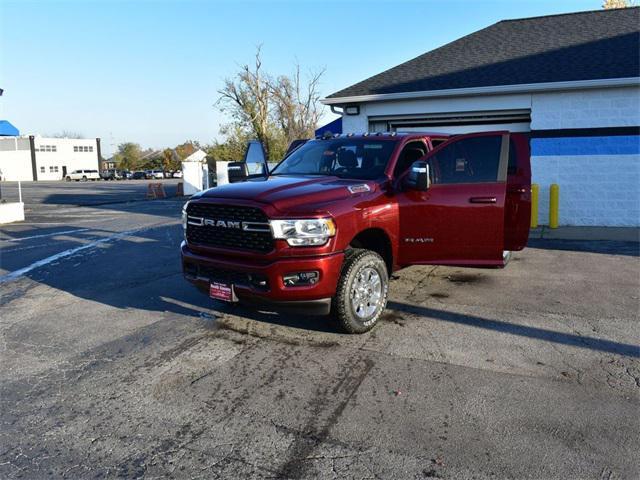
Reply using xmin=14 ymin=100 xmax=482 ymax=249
xmin=216 ymin=46 xmax=325 ymax=161
xmin=270 ymin=64 xmax=325 ymax=144
xmin=50 ymin=130 xmax=84 ymax=139
xmin=218 ymin=46 xmax=274 ymax=158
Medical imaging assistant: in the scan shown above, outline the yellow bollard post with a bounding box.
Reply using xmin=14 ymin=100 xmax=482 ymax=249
xmin=530 ymin=183 xmax=539 ymax=228
xmin=549 ymin=183 xmax=559 ymax=229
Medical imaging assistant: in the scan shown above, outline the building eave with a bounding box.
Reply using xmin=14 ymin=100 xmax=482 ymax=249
xmin=321 ymin=77 xmax=640 ymax=106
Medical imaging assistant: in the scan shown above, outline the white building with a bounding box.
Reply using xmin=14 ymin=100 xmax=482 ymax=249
xmin=322 ymin=8 xmax=640 ymax=227
xmin=0 ymin=136 xmax=101 ymax=181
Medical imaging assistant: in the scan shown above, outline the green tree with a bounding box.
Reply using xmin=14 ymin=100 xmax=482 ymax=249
xmin=113 ymin=142 xmax=141 ymax=170
xmin=175 ymin=141 xmax=200 ymax=161
xmin=162 ymin=148 xmax=181 ymax=173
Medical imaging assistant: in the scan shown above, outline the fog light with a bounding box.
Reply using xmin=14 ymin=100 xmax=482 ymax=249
xmin=283 ymin=271 xmax=319 ymax=287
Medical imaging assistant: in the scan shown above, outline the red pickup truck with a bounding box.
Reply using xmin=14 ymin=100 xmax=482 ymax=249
xmin=181 ymin=132 xmax=531 ymax=333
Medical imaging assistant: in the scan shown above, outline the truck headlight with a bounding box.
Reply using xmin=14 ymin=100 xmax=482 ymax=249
xmin=270 ymin=218 xmax=336 ymax=246
xmin=181 ymin=202 xmax=189 ymax=231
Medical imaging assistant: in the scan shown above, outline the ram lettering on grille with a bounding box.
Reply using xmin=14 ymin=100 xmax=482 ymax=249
xmin=186 ymin=204 xmax=274 ymax=253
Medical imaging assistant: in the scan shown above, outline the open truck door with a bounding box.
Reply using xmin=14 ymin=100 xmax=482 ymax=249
xmin=504 ymin=133 xmax=531 ymax=251
xmin=397 ymin=132 xmax=512 ymax=267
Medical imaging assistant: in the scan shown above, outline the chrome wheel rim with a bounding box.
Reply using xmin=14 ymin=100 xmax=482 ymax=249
xmin=350 ymin=267 xmax=383 ymax=319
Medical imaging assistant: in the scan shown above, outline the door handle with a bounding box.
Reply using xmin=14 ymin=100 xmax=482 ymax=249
xmin=469 ymin=196 xmax=497 ymax=204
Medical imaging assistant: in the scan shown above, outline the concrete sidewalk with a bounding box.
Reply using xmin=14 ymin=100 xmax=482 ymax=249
xmin=530 ymin=226 xmax=640 ymax=242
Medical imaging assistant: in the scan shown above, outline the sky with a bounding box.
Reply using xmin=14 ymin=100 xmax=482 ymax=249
xmin=0 ymin=0 xmax=602 ymax=157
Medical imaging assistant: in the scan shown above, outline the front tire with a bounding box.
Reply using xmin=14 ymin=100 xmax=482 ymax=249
xmin=332 ymin=249 xmax=389 ymax=334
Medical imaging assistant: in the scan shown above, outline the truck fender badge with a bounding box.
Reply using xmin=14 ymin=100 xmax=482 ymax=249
xmin=404 ymin=237 xmax=434 ymax=243
xmin=348 ymin=184 xmax=371 ymax=194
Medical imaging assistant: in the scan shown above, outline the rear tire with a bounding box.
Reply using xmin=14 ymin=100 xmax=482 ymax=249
xmin=65 ymin=176 xmax=71 ymax=181
xmin=331 ymin=249 xmax=389 ymax=334
xmin=82 ymin=175 xmax=87 ymax=182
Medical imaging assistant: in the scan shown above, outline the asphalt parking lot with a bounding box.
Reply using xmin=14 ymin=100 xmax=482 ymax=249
xmin=0 ymin=182 xmax=639 ymax=479
xmin=0 ymin=179 xmax=181 ymax=207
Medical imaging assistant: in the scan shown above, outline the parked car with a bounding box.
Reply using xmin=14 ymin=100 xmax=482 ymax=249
xmin=65 ymin=169 xmax=100 ymax=181
xmin=172 ymin=171 xmax=183 ymax=178
xmin=100 ymin=169 xmax=123 ymax=180
xmin=146 ymin=169 xmax=165 ymax=179
xmin=131 ymin=171 xmax=147 ymax=180
xmin=181 ymin=132 xmax=531 ymax=333
xmin=120 ymin=170 xmax=133 ymax=179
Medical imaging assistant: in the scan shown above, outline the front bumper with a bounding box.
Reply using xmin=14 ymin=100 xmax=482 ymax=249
xmin=181 ymin=242 xmax=344 ymax=314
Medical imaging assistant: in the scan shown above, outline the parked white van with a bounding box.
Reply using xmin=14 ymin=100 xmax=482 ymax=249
xmin=65 ymin=169 xmax=100 ymax=181
xmin=146 ymin=169 xmax=165 ymax=179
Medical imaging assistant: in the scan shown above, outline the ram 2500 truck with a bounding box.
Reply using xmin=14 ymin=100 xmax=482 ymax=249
xmin=181 ymin=131 xmax=531 ymax=333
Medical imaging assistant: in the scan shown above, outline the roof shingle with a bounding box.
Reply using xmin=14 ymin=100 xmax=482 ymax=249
xmin=327 ymin=7 xmax=640 ymax=99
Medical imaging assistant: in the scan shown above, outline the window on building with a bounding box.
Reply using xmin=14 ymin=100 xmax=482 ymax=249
xmin=52 ymin=145 xmax=57 ymax=152
xmin=46 ymin=145 xmax=52 ymax=152
xmin=89 ymin=146 xmax=93 ymax=152
xmin=40 ymin=166 xmax=45 ymax=173
xmin=49 ymin=166 xmax=54 ymax=172
xmin=54 ymin=166 xmax=59 ymax=172
xmin=74 ymin=146 xmax=78 ymax=152
xmin=84 ymin=146 xmax=89 ymax=152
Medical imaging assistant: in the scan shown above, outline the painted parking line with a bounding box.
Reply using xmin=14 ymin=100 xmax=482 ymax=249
xmin=0 ymin=228 xmax=91 ymax=243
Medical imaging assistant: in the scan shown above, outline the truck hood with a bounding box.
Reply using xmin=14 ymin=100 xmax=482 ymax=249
xmin=197 ymin=175 xmax=379 ymax=214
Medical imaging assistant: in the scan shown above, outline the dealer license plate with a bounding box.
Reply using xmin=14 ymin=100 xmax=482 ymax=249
xmin=209 ymin=282 xmax=237 ymax=302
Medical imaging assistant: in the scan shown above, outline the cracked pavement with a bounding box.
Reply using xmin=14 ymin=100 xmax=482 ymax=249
xmin=0 ymin=187 xmax=638 ymax=479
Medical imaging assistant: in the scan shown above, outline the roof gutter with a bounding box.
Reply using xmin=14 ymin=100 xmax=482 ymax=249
xmin=321 ymin=77 xmax=640 ymax=105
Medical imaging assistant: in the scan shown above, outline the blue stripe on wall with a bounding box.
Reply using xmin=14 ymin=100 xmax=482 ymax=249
xmin=531 ymin=135 xmax=640 ymax=156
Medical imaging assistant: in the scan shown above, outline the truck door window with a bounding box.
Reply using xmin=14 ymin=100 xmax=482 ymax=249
xmin=393 ymin=141 xmax=427 ymax=178
xmin=429 ymin=136 xmax=502 ymax=184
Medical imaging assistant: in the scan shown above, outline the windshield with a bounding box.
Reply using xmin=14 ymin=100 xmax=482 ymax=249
xmin=271 ymin=138 xmax=398 ymax=180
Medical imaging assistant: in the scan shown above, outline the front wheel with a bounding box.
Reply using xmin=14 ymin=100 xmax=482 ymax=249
xmin=332 ymin=249 xmax=389 ymax=334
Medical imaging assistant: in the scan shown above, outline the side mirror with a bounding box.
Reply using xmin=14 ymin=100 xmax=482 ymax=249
xmin=404 ymin=161 xmax=431 ymax=191
xmin=227 ymin=162 xmax=249 ymax=183
xmin=244 ymin=140 xmax=268 ymax=177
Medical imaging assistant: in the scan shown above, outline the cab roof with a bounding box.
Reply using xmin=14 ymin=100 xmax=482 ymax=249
xmin=314 ymin=132 xmax=450 ymax=140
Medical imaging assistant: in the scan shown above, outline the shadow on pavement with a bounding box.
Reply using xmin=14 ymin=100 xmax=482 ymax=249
xmin=527 ymin=238 xmax=639 ymax=257
xmin=387 ymin=301 xmax=640 ymax=358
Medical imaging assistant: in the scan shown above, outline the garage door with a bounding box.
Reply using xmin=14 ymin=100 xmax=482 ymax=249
xmin=369 ymin=109 xmax=531 ymax=134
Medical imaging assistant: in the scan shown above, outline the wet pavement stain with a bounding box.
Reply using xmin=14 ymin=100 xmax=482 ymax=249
xmin=430 ymin=292 xmax=450 ymax=299
xmin=446 ymin=273 xmax=485 ymax=284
